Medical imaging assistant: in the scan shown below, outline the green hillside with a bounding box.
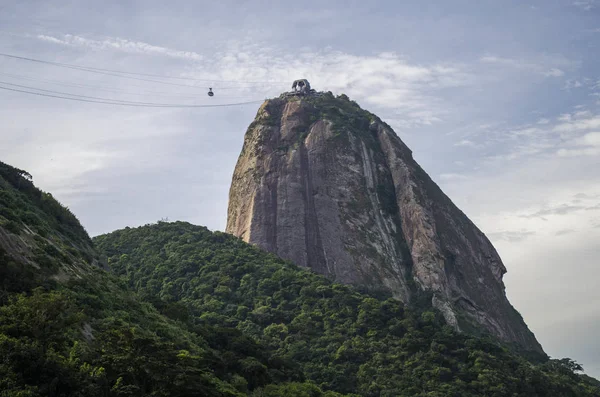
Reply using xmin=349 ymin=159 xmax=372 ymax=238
xmin=0 ymin=161 xmax=343 ymax=396
xmin=1 ymin=160 xmax=599 ymax=396
xmin=94 ymin=221 xmax=600 ymax=396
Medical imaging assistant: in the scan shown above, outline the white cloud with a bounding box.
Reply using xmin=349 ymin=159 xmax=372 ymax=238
xmin=487 ymin=230 xmax=536 ymax=242
xmin=480 ymin=55 xmax=568 ymax=78
xmin=557 ymin=147 xmax=600 ymax=156
xmin=578 ymin=131 xmax=600 ymax=145
xmin=439 ymin=173 xmax=468 ymax=181
xmin=20 ymin=35 xmax=473 ymax=128
xmin=543 ymin=68 xmax=565 ymax=77
xmin=573 ymin=0 xmax=598 ymax=10
xmin=564 ymin=79 xmax=583 ymax=89
xmin=472 ymin=108 xmax=600 ymax=162
xmin=454 ymin=139 xmax=478 ymax=147
xmin=180 ymin=43 xmax=470 ymax=127
xmin=553 ymin=111 xmax=600 ymax=134
xmin=557 ymin=131 xmax=600 ymax=157
xmin=36 ymin=34 xmax=204 ymax=61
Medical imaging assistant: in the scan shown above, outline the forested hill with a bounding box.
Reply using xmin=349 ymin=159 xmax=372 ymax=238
xmin=94 ymin=221 xmax=600 ymax=396
xmin=0 ymin=161 xmax=348 ymax=396
xmin=1 ymin=157 xmax=599 ymax=396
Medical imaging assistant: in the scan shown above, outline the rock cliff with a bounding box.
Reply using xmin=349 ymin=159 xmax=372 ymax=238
xmin=226 ymin=92 xmax=543 ymax=354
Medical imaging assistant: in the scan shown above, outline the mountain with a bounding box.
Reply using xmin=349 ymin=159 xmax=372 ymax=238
xmin=226 ymin=92 xmax=541 ymax=354
xmin=94 ymin=221 xmax=600 ymax=396
xmin=1 ymin=161 xmax=599 ymax=395
xmin=0 ymin=160 xmax=345 ymax=396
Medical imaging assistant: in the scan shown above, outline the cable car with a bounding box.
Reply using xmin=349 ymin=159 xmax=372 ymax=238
xmin=208 ymin=88 xmax=214 ymax=97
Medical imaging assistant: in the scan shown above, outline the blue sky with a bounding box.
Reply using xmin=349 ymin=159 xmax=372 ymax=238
xmin=1 ymin=0 xmax=600 ymax=378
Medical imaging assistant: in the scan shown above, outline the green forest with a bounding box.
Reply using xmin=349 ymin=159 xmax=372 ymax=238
xmin=1 ymin=160 xmax=600 ymax=396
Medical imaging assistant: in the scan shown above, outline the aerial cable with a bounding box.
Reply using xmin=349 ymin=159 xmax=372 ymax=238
xmin=0 ymin=52 xmax=288 ymax=85
xmin=0 ymin=80 xmax=259 ymax=103
xmin=1 ymin=57 xmax=285 ymax=89
xmin=0 ymin=71 xmax=270 ymax=98
xmin=0 ymin=80 xmax=198 ymax=105
xmin=0 ymin=84 xmax=265 ymax=108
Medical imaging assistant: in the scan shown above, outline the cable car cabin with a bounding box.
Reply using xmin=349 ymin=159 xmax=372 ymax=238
xmin=208 ymin=88 xmax=214 ymax=97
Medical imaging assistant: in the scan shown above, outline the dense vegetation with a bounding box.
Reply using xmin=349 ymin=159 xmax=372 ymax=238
xmin=95 ymin=221 xmax=600 ymax=396
xmin=0 ymin=161 xmax=91 ymax=247
xmin=1 ymin=160 xmax=599 ymax=396
xmin=0 ymin=164 xmax=343 ymax=396
xmin=0 ymin=161 xmax=95 ymax=303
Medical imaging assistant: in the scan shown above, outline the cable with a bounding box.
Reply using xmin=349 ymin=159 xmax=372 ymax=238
xmin=0 ymin=84 xmax=265 ymax=108
xmin=0 ymin=80 xmax=191 ymax=105
xmin=0 ymin=71 xmax=272 ymax=99
xmin=0 ymin=52 xmax=289 ymax=85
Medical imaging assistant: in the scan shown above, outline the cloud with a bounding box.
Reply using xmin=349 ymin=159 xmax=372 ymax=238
xmin=19 ymin=34 xmax=474 ymax=128
xmin=454 ymin=139 xmax=478 ymax=147
xmin=564 ymin=79 xmax=583 ymax=89
xmin=480 ymin=55 xmax=566 ymax=78
xmin=543 ymin=68 xmax=565 ymax=77
xmin=36 ymin=34 xmax=204 ymax=61
xmin=487 ymin=230 xmax=536 ymax=242
xmin=553 ymin=115 xmax=600 ymax=133
xmin=521 ymin=204 xmax=586 ymax=218
xmin=439 ymin=173 xmax=468 ymax=181
xmin=179 ymin=43 xmax=471 ymax=127
xmin=573 ymin=0 xmax=598 ymax=10
xmin=469 ymin=108 xmax=600 ymax=163
xmin=574 ymin=192 xmax=600 ymax=199
xmin=578 ymin=131 xmax=600 ymax=145
xmin=555 ymin=229 xmax=575 ymax=236
xmin=557 ymin=147 xmax=600 ymax=156
xmin=557 ymin=131 xmax=600 ymax=157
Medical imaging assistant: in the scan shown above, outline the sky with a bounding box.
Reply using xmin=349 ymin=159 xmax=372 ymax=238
xmin=1 ymin=0 xmax=599 ymax=378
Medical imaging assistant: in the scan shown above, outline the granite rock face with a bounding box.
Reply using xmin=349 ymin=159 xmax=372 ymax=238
xmin=226 ymin=93 xmax=543 ymax=354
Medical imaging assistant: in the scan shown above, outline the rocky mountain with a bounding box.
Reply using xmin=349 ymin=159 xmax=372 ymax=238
xmin=2 ymin=161 xmax=599 ymax=395
xmin=226 ymin=92 xmax=542 ymax=354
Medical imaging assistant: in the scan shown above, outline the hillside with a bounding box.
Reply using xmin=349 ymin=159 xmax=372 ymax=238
xmin=1 ymin=159 xmax=599 ymax=396
xmin=0 ymin=161 xmax=345 ymax=396
xmin=226 ymin=92 xmax=541 ymax=353
xmin=95 ymin=221 xmax=600 ymax=396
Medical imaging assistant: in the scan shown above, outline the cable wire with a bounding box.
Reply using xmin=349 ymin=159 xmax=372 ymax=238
xmin=0 ymin=52 xmax=289 ymax=85
xmin=0 ymin=84 xmax=265 ymax=108
xmin=0 ymin=71 xmax=270 ymax=99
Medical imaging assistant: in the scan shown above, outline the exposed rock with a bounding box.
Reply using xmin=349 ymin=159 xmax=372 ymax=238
xmin=226 ymin=92 xmax=544 ymax=354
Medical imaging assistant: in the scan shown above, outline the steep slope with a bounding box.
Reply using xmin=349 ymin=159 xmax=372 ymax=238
xmin=0 ymin=160 xmax=341 ymax=397
xmin=95 ymin=221 xmax=600 ymax=397
xmin=226 ymin=92 xmax=541 ymax=353
xmin=0 ymin=160 xmax=99 ymax=301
